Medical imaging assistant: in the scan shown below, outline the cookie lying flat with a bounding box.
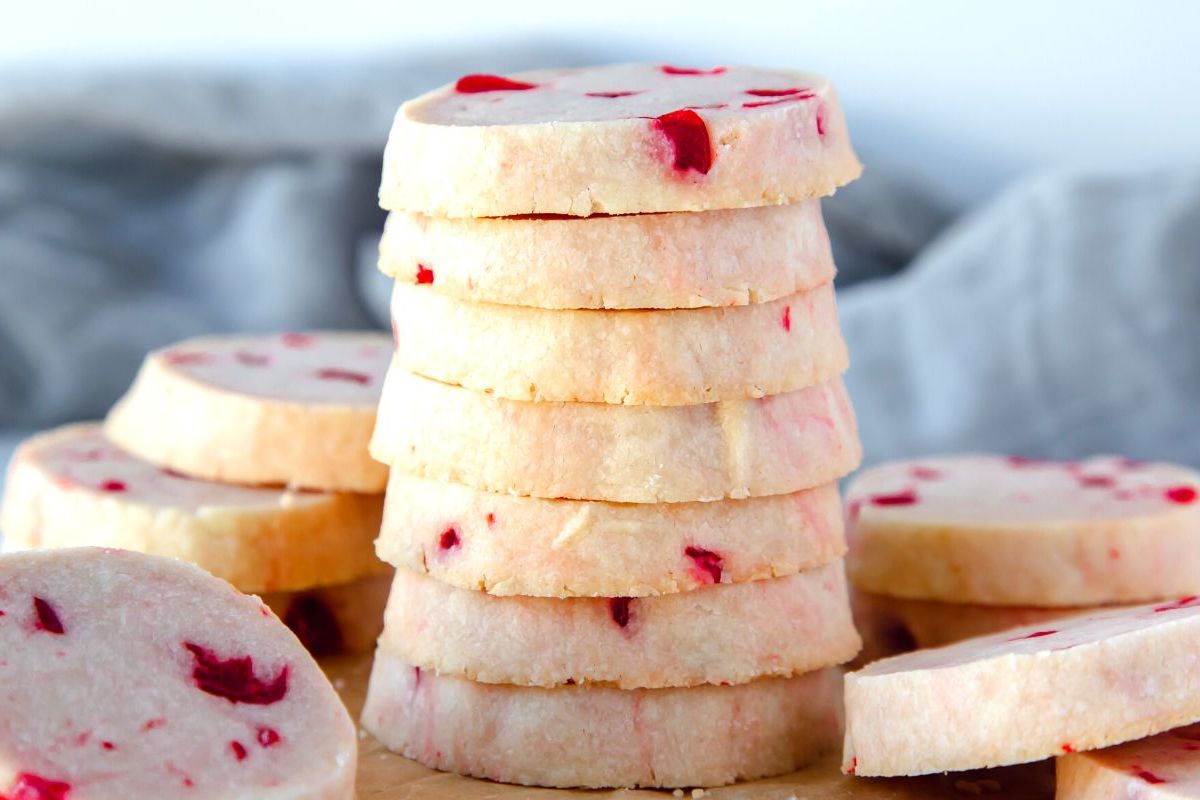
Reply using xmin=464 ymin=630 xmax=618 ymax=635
xmin=1058 ymin=723 xmax=1200 ymax=799
xmin=0 ymin=548 xmax=355 ymax=799
xmin=379 ymin=564 xmax=858 ymax=689
xmin=843 ymin=597 xmax=1200 ymax=776
xmin=362 ymin=648 xmax=840 ymax=788
xmin=390 ymin=281 xmax=846 ymax=404
xmin=371 ymin=368 xmax=861 ymax=503
xmin=846 ymin=455 xmax=1200 ymax=606
xmin=378 ymin=472 xmax=845 ymax=597
xmin=379 ymin=201 xmax=834 ymax=309
xmin=1 ymin=424 xmax=385 ymax=596
xmin=106 ymin=332 xmax=391 ymax=492
xmin=262 ymin=572 xmax=392 ymax=656
xmin=851 ymin=589 xmax=1089 ymax=664
xmin=380 ymin=63 xmax=860 ymax=217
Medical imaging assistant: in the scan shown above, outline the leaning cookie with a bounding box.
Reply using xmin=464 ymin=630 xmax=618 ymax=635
xmin=106 ymin=331 xmax=391 ymax=492
xmin=1 ymin=424 xmax=386 ymax=597
xmin=362 ymin=648 xmax=841 ymax=789
xmin=844 ymin=598 xmax=1200 ymax=776
xmin=0 ymin=547 xmax=356 ymax=798
xmin=389 ymin=280 xmax=846 ymax=404
xmin=380 ymin=63 xmax=861 ymax=217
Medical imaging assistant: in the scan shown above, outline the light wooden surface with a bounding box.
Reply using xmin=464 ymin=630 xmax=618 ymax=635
xmin=324 ymin=656 xmax=1055 ymax=799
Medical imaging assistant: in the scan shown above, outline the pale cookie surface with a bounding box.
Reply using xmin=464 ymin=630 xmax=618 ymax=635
xmin=105 ymin=332 xmax=391 ymax=492
xmin=362 ymin=648 xmax=842 ymax=788
xmin=1 ymin=424 xmax=386 ymax=595
xmin=380 ymin=63 xmax=861 ymax=216
xmin=379 ymin=564 xmax=859 ymax=689
xmin=372 ymin=368 xmax=861 ymax=503
xmin=379 ymin=201 xmax=835 ymax=309
xmin=851 ymin=589 xmax=1091 ymax=665
xmin=846 ymin=455 xmax=1200 ymax=606
xmin=261 ymin=572 xmax=392 ymax=656
xmin=1058 ymin=723 xmax=1200 ymax=799
xmin=390 ymin=281 xmax=846 ymax=404
xmin=843 ymin=597 xmax=1200 ymax=776
xmin=0 ymin=548 xmax=355 ymax=799
xmin=378 ymin=472 xmax=845 ymax=597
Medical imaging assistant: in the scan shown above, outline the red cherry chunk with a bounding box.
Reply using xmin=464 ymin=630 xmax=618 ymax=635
xmin=315 ymin=368 xmax=370 ymax=385
xmin=456 ymin=74 xmax=538 ymax=93
xmin=184 ymin=642 xmax=289 ymax=705
xmin=1166 ymin=485 xmax=1198 ymax=504
xmin=33 ymin=596 xmax=65 ymax=635
xmin=685 ymin=546 xmax=723 ymax=584
xmin=653 ymin=109 xmax=713 ymax=175
xmin=870 ymin=490 xmax=918 ymax=507
xmin=416 ymin=264 xmax=435 ymax=284
xmin=661 ymin=65 xmax=726 ymax=75
xmin=439 ymin=527 xmax=461 ymax=551
xmin=4 ymin=773 xmax=72 ymax=800
xmin=608 ymin=597 xmax=632 ymax=628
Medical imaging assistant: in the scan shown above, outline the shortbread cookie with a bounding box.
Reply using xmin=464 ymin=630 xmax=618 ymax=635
xmin=378 ymin=472 xmax=845 ymax=596
xmin=262 ymin=573 xmax=392 ymax=656
xmin=1 ymin=424 xmax=386 ymax=595
xmin=379 ymin=564 xmax=859 ymax=689
xmin=851 ymin=589 xmax=1090 ymax=664
xmin=390 ymin=281 xmax=846 ymax=404
xmin=379 ymin=200 xmax=834 ymax=309
xmin=380 ymin=63 xmax=861 ymax=217
xmin=1058 ymin=723 xmax=1200 ymax=799
xmin=362 ymin=648 xmax=840 ymax=788
xmin=843 ymin=597 xmax=1200 ymax=776
xmin=106 ymin=331 xmax=391 ymax=492
xmin=371 ymin=369 xmax=861 ymax=503
xmin=846 ymin=455 xmax=1200 ymax=606
xmin=0 ymin=547 xmax=355 ymax=799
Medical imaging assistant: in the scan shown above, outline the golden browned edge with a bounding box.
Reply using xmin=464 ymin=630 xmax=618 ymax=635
xmin=323 ymin=655 xmax=1054 ymax=799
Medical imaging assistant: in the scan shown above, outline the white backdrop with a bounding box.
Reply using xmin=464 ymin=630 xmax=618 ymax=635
xmin=3 ymin=0 xmax=1198 ymax=204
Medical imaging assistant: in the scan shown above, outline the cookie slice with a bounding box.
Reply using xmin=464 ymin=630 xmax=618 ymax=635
xmin=843 ymin=598 xmax=1200 ymax=776
xmin=389 ymin=281 xmax=846 ymax=405
xmin=1058 ymin=723 xmax=1200 ymax=798
xmin=379 ymin=563 xmax=859 ymax=689
xmin=846 ymin=455 xmax=1200 ymax=606
xmin=362 ymin=648 xmax=841 ymax=788
xmin=380 ymin=63 xmax=860 ymax=217
xmin=379 ymin=200 xmax=834 ymax=309
xmin=106 ymin=332 xmax=391 ymax=492
xmin=378 ymin=472 xmax=845 ymax=597
xmin=371 ymin=368 xmax=861 ymax=503
xmin=2 ymin=424 xmax=385 ymax=596
xmin=0 ymin=547 xmax=355 ymax=798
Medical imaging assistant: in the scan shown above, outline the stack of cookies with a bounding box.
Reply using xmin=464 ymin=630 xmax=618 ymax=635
xmin=362 ymin=63 xmax=865 ymax=789
xmin=1 ymin=331 xmax=394 ymax=655
xmin=846 ymin=454 xmax=1200 ymax=661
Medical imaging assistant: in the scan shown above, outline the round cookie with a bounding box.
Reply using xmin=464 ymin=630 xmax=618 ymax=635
xmin=379 ymin=564 xmax=859 ymax=689
xmin=850 ymin=589 xmax=1092 ymax=664
xmin=846 ymin=455 xmax=1200 ymax=606
xmin=371 ymin=369 xmax=861 ymax=503
xmin=390 ymin=281 xmax=846 ymax=405
xmin=105 ymin=331 xmax=391 ymax=492
xmin=0 ymin=547 xmax=356 ymax=798
xmin=1058 ymin=723 xmax=1200 ymax=799
xmin=262 ymin=573 xmax=392 ymax=657
xmin=378 ymin=472 xmax=845 ymax=597
xmin=361 ymin=648 xmax=841 ymax=789
xmin=379 ymin=63 xmax=861 ymax=217
xmin=378 ymin=200 xmax=834 ymax=309
xmin=843 ymin=597 xmax=1200 ymax=776
xmin=1 ymin=424 xmax=386 ymax=596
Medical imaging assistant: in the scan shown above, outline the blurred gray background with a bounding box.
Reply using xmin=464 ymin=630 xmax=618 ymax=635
xmin=2 ymin=1 xmax=1199 ymax=484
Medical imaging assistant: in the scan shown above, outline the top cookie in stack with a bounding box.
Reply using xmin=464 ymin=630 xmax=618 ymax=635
xmin=364 ymin=63 xmax=864 ymax=790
